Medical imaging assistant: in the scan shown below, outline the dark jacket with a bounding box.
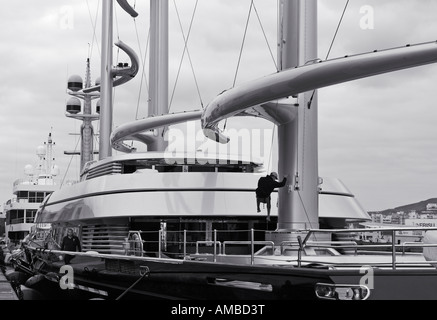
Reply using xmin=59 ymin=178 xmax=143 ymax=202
xmin=256 ymin=176 xmax=287 ymax=198
xmin=61 ymin=235 xmax=81 ymax=252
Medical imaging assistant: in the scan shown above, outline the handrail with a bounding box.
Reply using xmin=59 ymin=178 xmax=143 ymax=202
xmin=222 ymin=241 xmax=275 ymax=255
xmin=280 ymin=240 xmax=359 ymax=255
xmin=195 ymin=241 xmax=222 ymax=255
xmin=290 ymin=258 xmax=437 ymax=268
xmin=401 ymin=242 xmax=437 ymax=255
xmin=303 ymin=226 xmax=437 ymax=234
xmin=298 ymin=226 xmax=437 ymax=248
xmin=297 ymin=226 xmax=437 ymax=269
xmin=27 ymin=226 xmax=437 ymax=270
xmin=223 ymin=240 xmax=275 ymax=265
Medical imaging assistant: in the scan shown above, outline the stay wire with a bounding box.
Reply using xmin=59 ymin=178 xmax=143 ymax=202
xmin=86 ymin=0 xmax=101 ymax=59
xmin=131 ymin=5 xmax=150 ymax=120
xmin=232 ymin=0 xmax=254 ymax=88
xmin=60 ymin=137 xmax=81 ymax=187
xmin=224 ymin=0 xmax=255 ymax=131
xmin=112 ymin=4 xmax=121 ymax=129
xmin=307 ymin=0 xmax=349 ymax=110
xmin=135 ymin=28 xmax=150 ymax=120
xmin=297 ymin=191 xmax=318 ymax=236
xmin=169 ymin=0 xmax=202 ymax=112
xmin=253 ymin=2 xmax=278 ymax=71
xmin=267 ymin=120 xmax=277 ymax=173
xmin=325 ymin=0 xmax=350 ymax=61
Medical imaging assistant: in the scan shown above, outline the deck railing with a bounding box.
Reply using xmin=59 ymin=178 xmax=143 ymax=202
xmin=28 ymin=225 xmax=437 ymax=270
xmin=297 ymin=226 xmax=437 ymax=269
xmin=129 ymin=226 xmax=437 ymax=268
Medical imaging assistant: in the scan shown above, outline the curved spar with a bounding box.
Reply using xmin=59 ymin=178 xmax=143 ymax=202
xmin=83 ymin=40 xmax=139 ymax=94
xmin=201 ymin=41 xmax=437 ymax=143
xmin=110 ymin=110 xmax=203 ymax=153
xmin=116 ymin=0 xmax=138 ymax=18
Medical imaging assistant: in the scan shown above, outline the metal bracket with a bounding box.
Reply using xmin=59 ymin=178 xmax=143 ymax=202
xmin=139 ymin=266 xmax=150 ymax=277
xmin=294 ymin=172 xmax=300 ymax=190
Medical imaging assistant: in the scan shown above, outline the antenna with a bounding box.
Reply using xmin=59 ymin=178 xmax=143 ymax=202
xmin=65 ymin=59 xmax=100 ymax=172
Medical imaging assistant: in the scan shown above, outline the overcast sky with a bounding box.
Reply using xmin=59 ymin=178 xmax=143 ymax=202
xmin=1 ymin=0 xmax=437 ymax=212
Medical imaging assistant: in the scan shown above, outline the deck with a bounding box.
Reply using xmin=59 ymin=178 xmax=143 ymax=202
xmin=0 ymin=271 xmax=19 ymax=300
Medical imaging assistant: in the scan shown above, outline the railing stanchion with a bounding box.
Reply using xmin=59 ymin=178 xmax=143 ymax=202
xmin=158 ymin=228 xmax=162 ymax=259
xmin=297 ymin=236 xmax=303 ymax=267
xmin=251 ymin=229 xmax=255 ymax=265
xmin=183 ymin=230 xmax=187 ymax=259
xmin=213 ymin=229 xmax=217 ymax=262
xmin=392 ymin=230 xmax=396 ymax=269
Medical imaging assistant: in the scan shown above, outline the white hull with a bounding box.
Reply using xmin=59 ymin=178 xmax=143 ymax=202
xmin=39 ymin=156 xmax=368 ymax=223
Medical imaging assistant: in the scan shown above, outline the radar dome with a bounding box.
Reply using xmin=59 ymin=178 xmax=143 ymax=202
xmin=24 ymin=164 xmax=34 ymax=176
xmin=68 ymin=75 xmax=83 ymax=92
xmin=36 ymin=145 xmax=46 ymax=157
xmin=66 ymin=97 xmax=81 ymax=114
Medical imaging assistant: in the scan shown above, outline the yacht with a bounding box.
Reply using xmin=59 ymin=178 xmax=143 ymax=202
xmin=12 ymin=0 xmax=437 ymax=300
xmin=3 ymin=133 xmax=59 ymax=246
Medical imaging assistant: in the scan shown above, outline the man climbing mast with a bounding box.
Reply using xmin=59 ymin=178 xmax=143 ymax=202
xmin=256 ymin=172 xmax=287 ymax=221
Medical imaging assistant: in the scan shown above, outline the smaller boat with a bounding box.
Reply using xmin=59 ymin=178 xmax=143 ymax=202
xmin=3 ymin=133 xmax=59 ymax=247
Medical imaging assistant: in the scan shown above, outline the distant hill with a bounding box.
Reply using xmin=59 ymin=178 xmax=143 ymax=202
xmin=374 ymin=198 xmax=437 ymax=215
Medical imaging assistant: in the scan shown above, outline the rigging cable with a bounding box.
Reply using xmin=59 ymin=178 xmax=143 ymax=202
xmin=266 ymin=116 xmax=277 ymax=174
xmin=115 ymin=268 xmax=149 ymax=300
xmin=325 ymin=0 xmax=350 ymax=61
xmin=232 ymin=0 xmax=254 ymax=88
xmin=224 ymin=0 xmax=255 ymax=131
xmin=265 ymin=0 xmax=283 ymax=186
xmin=233 ymin=0 xmax=277 ymax=80
xmin=169 ymin=0 xmax=203 ymax=112
xmin=134 ymin=24 xmax=150 ymax=120
xmin=253 ymin=2 xmax=278 ymax=71
xmin=60 ymin=137 xmax=81 ymax=187
xmin=307 ymin=0 xmax=350 ymax=110
xmin=112 ymin=3 xmax=121 ymax=140
xmin=132 ymin=0 xmax=150 ymax=121
xmin=226 ymin=0 xmax=276 ymax=132
xmin=86 ymin=0 xmax=101 ymax=59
